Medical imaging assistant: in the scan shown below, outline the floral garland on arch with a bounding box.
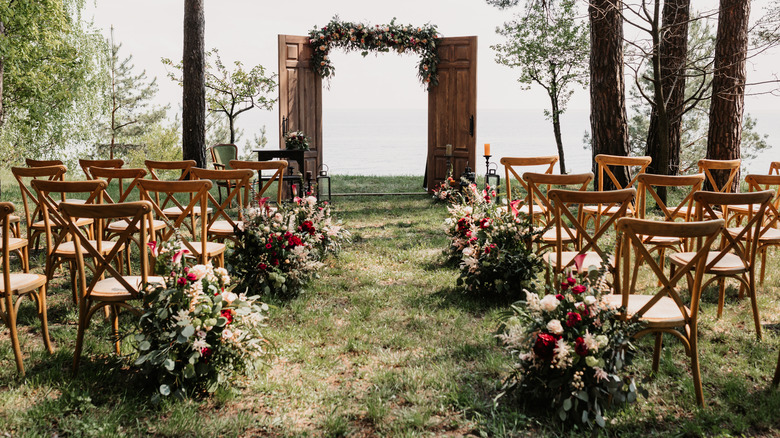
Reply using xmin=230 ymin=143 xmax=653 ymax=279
xmin=308 ymin=17 xmax=440 ymax=87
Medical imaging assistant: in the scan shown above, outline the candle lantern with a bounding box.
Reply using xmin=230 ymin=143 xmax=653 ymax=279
xmin=460 ymin=164 xmax=476 ymax=191
xmin=486 ymin=162 xmax=501 ymax=202
xmin=317 ymin=164 xmax=331 ymax=203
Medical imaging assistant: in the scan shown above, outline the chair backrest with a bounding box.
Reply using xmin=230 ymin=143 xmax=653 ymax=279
xmin=693 ymin=190 xmax=773 ymax=270
xmin=614 ymin=217 xmax=724 ymax=322
xmin=137 ymin=179 xmax=212 ymax=264
xmin=89 ymin=167 xmax=147 ymax=204
xmin=60 ymin=201 xmax=153 ymax=301
xmin=210 ymin=144 xmax=238 ymax=170
xmin=744 ymin=174 xmax=780 ymax=233
xmin=769 ymin=161 xmax=780 ymax=176
xmin=698 ymin=158 xmax=741 ymax=193
xmin=79 ymin=158 xmax=124 ymax=179
xmin=189 ymin=167 xmax=253 ymax=231
xmin=1 ymin=202 xmax=15 ymax=294
xmin=26 ymin=158 xmax=64 ymax=168
xmin=500 ymin=156 xmax=558 ymax=207
xmin=229 ymin=159 xmax=288 ymax=206
xmin=548 ymin=187 xmax=636 ymax=272
xmin=522 ymin=172 xmax=593 ymax=224
xmin=594 ymin=154 xmax=652 ymax=191
xmin=30 ymin=179 xmax=107 ymax=258
xmin=11 ymin=165 xmax=68 ymax=229
xmin=636 ymin=173 xmax=705 ymax=221
xmin=145 ymin=159 xmax=197 ymax=181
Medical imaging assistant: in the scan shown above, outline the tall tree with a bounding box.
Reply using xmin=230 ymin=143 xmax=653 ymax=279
xmin=706 ymin=0 xmax=750 ymax=191
xmin=589 ymin=0 xmax=631 ymax=189
xmin=182 ymin=0 xmax=206 ymax=168
xmin=492 ymin=0 xmax=589 ymax=174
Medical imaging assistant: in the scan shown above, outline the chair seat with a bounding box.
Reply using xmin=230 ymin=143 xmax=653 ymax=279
xmin=32 ymin=217 xmax=93 ymax=229
xmin=639 ymin=234 xmax=683 ymax=245
xmin=582 ymin=205 xmax=627 ymax=216
xmin=543 ymin=251 xmax=614 ymax=274
xmin=0 ymin=273 xmax=47 ymax=295
xmin=92 ymin=275 xmax=166 ymax=301
xmin=208 ymin=220 xmax=240 ymax=235
xmin=727 ymin=226 xmax=780 ymax=242
xmin=727 ymin=204 xmax=762 ymax=215
xmin=603 ymin=294 xmax=686 ymax=328
xmin=539 ymin=227 xmax=577 ymax=243
xmin=107 ymin=219 xmax=167 ymax=233
xmin=182 ymin=241 xmax=226 ymax=257
xmin=162 ymin=206 xmax=212 ymax=216
xmin=0 ymin=237 xmax=28 ymax=252
xmin=55 ymin=240 xmax=121 ymax=256
xmin=668 ymin=251 xmax=746 ymax=274
xmin=9 ymin=214 xmax=20 ymax=224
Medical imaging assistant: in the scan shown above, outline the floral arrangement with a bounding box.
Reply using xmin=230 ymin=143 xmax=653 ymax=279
xmin=444 ymin=184 xmax=542 ymax=297
xmin=135 ymin=239 xmax=272 ymax=401
xmin=431 ymin=177 xmax=460 ymax=203
xmin=497 ymin=261 xmax=642 ymax=429
xmin=284 ymin=130 xmax=310 ymax=151
xmin=228 ymin=195 xmax=349 ymax=298
xmin=309 ymin=17 xmax=440 ymax=87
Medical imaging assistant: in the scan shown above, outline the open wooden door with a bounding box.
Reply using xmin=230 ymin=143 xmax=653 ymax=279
xmin=278 ymin=35 xmax=322 ymax=181
xmin=427 ymin=37 xmax=477 ymax=191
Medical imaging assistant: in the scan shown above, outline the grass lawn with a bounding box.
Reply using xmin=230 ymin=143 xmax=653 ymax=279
xmin=1 ymin=175 xmax=780 ymax=437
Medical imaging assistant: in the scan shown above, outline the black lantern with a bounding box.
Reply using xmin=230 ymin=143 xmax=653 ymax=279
xmin=486 ymin=162 xmax=501 ymax=202
xmin=317 ymin=164 xmax=331 ymax=203
xmin=460 ymin=164 xmax=476 ymax=191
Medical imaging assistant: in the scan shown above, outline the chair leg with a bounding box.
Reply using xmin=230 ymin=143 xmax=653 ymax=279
xmin=690 ymin=331 xmax=704 ymax=406
xmin=36 ymin=285 xmax=54 ymax=354
xmin=69 ymin=261 xmax=78 ymax=304
xmin=72 ymin=299 xmax=90 ymax=376
xmin=652 ymin=333 xmax=663 ymax=373
xmin=746 ymin=274 xmax=762 ymax=340
xmin=759 ymin=247 xmax=768 ymax=285
xmin=111 ymin=305 xmax=121 ymax=355
xmin=5 ymin=297 xmax=26 ymax=375
xmin=773 ymin=350 xmax=780 ymax=387
xmin=717 ymin=277 xmax=726 ymax=318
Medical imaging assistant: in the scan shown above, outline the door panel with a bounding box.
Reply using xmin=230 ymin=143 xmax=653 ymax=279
xmin=427 ymin=36 xmax=477 ymax=191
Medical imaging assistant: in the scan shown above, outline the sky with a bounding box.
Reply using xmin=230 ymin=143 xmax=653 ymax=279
xmin=84 ymin=0 xmax=780 ymax=151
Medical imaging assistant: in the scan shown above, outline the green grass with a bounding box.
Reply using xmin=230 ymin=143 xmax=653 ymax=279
xmin=1 ymin=176 xmax=780 ymax=436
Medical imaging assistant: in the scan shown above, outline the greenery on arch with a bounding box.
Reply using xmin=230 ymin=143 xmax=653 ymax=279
xmin=308 ymin=17 xmax=440 ymax=87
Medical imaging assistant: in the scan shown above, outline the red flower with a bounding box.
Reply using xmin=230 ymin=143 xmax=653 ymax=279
xmin=533 ymin=333 xmax=561 ymax=362
xmin=574 ymin=337 xmax=589 ymax=356
xmin=258 ymin=263 xmax=267 ymax=270
xmin=177 ymin=277 xmax=187 ymax=286
xmin=186 ymin=272 xmax=198 ymax=282
xmin=201 ymin=347 xmax=212 ymax=358
xmin=479 ymin=218 xmax=490 ymax=229
xmin=572 ymin=285 xmax=587 ymax=295
xmin=221 ymin=309 xmax=233 ymax=324
xmin=299 ymin=220 xmax=316 ymax=235
xmin=560 ymin=281 xmax=570 ymax=291
xmin=265 ymin=243 xmax=272 ymax=249
xmin=555 ymin=294 xmax=565 ymax=301
xmin=567 ymin=276 xmax=577 ymax=285
xmin=566 ymin=311 xmax=582 ymax=327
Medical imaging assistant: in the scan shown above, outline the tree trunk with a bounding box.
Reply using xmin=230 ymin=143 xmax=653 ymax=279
xmin=0 ymin=19 xmax=5 ymax=127
xmin=646 ymin=0 xmax=689 ymax=180
xmin=549 ymin=81 xmax=567 ymax=174
xmin=182 ymin=0 xmax=206 ymax=167
xmin=706 ymin=0 xmax=749 ymax=191
xmin=589 ymin=0 xmax=630 ymax=190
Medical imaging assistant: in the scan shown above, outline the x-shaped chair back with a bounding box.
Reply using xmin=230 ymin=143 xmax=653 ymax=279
xmin=637 ymin=173 xmax=705 ymax=221
xmin=744 ymin=175 xmax=780 ymax=230
xmin=26 ymin=158 xmax=64 ymax=168
xmin=595 ymin=154 xmax=651 ymax=191
xmin=500 ymin=156 xmax=558 ymax=213
xmin=229 ymin=159 xmax=288 ymax=207
xmin=137 ymin=179 xmax=213 ymax=264
xmin=90 ymin=167 xmax=147 ymax=204
xmin=547 ymin=187 xmax=635 ymax=274
xmin=11 ymin=165 xmax=68 ymax=235
xmin=522 ymin=172 xmax=593 ymax=226
xmin=698 ymin=158 xmax=741 ymax=193
xmin=613 ymin=217 xmax=724 ymax=406
xmin=79 ymin=159 xmax=124 ymax=179
xmin=144 ymin=159 xmax=197 ymax=212
xmin=770 ymin=161 xmax=780 ymax=176
xmin=189 ymin=167 xmax=253 ymax=234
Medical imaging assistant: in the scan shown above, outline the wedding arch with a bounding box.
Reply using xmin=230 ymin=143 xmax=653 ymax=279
xmin=278 ymin=18 xmax=477 ymax=191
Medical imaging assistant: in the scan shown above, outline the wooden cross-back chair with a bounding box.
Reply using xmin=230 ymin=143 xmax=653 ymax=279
xmin=500 ymin=156 xmax=558 ymax=218
xmin=584 ymin=154 xmax=651 ymax=227
xmin=60 ymin=201 xmax=161 ymax=374
xmin=522 ymin=172 xmax=593 ymax=253
xmin=31 ymin=179 xmax=114 ymax=303
xmin=698 ymin=158 xmax=741 ymax=193
xmin=210 ymin=144 xmax=239 ymax=204
xmin=545 ymin=187 xmax=635 ymax=280
xmin=144 ymin=159 xmax=207 ymax=234
xmin=0 ymin=202 xmax=53 ymax=375
xmin=229 ymin=159 xmax=288 ymax=207
xmin=79 ymin=158 xmax=124 ymax=179
xmin=137 ymin=179 xmax=225 ymax=267
xmin=189 ymin=167 xmax=253 ymax=243
xmin=90 ymin=167 xmax=167 ymax=273
xmin=769 ymin=161 xmax=780 ymax=175
xmin=26 ymin=158 xmax=64 ymax=168
xmin=737 ymin=175 xmax=780 ymax=285
xmin=633 ymin=173 xmax=706 ymax=289
xmin=608 ymin=217 xmax=724 ymax=406
xmin=669 ymin=190 xmax=773 ymax=339
xmin=11 ymin=165 xmax=69 ymax=250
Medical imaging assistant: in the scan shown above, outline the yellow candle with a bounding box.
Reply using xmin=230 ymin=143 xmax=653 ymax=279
xmin=484 ymin=143 xmax=491 ymax=156
xmin=445 ymin=144 xmax=453 ymax=156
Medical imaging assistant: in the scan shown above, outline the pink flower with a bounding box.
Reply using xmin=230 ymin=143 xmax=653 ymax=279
xmin=147 ymin=241 xmax=159 ymax=257
xmin=573 ymin=253 xmax=587 ymax=272
xmin=172 ymin=249 xmax=189 ymax=265
xmin=177 ymin=277 xmax=187 ymax=286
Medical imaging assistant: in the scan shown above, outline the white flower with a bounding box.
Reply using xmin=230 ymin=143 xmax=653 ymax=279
xmin=583 ymin=330 xmax=599 ymax=352
xmin=584 ymin=295 xmax=597 ymax=306
xmin=221 ymin=290 xmax=238 ymax=304
xmin=552 ymin=338 xmax=573 ymax=369
xmin=222 ymin=328 xmax=234 ymax=340
xmin=525 ymin=290 xmax=541 ymax=312
xmin=539 ymin=294 xmax=560 ymax=312
xmin=593 ymin=366 xmax=609 ymax=382
xmin=173 ymin=309 xmax=191 ymax=324
xmin=192 ymin=338 xmax=209 ymax=351
xmin=462 ymin=246 xmax=474 ymax=257
xmin=547 ymin=319 xmax=564 ymax=335
xmin=596 ymin=335 xmax=609 ymax=348
xmin=305 ymin=196 xmax=317 ymax=206
xmin=273 ymin=213 xmax=283 ymax=222
xmin=189 ymin=264 xmax=209 ymax=281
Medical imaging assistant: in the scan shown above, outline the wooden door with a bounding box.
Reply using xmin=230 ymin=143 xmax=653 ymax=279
xmin=427 ymin=37 xmax=477 ymax=191
xmin=278 ymin=35 xmax=322 ymax=182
